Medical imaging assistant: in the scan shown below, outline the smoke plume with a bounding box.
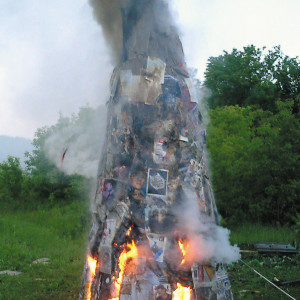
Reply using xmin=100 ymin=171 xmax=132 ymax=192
xmin=89 ymin=0 xmax=179 ymax=62
xmin=89 ymin=0 xmax=123 ymax=62
xmin=176 ymin=188 xmax=240 ymax=264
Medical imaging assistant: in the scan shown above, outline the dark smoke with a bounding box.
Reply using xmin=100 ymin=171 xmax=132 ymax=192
xmin=89 ymin=0 xmax=179 ymax=63
xmin=89 ymin=0 xmax=123 ymax=62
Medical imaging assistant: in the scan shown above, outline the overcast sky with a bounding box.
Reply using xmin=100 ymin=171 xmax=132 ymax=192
xmin=0 ymin=0 xmax=299 ymax=139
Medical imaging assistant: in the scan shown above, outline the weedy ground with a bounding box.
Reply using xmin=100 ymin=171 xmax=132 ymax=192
xmin=228 ymin=223 xmax=300 ymax=299
xmin=228 ymin=253 xmax=300 ymax=299
xmin=0 ymin=203 xmax=299 ymax=299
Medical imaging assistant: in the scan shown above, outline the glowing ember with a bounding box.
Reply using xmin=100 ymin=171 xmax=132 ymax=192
xmin=178 ymin=239 xmax=189 ymax=265
xmin=126 ymin=226 xmax=132 ymax=237
xmin=172 ymin=283 xmax=192 ymax=300
xmin=110 ymin=240 xmax=138 ymax=300
xmin=86 ymin=256 xmax=97 ymax=300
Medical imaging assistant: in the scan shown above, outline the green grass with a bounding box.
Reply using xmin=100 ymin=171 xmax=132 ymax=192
xmin=0 ymin=204 xmax=299 ymax=299
xmin=0 ymin=202 xmax=89 ymax=299
xmin=229 ymin=223 xmax=297 ymax=247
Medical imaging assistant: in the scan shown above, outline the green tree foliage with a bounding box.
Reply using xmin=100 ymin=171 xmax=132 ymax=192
xmin=24 ymin=111 xmax=93 ymax=207
xmin=24 ymin=125 xmax=73 ymax=204
xmin=207 ymin=101 xmax=299 ymax=225
xmin=0 ymin=108 xmax=95 ymax=210
xmin=205 ymin=45 xmax=300 ymax=111
xmin=0 ymin=157 xmax=23 ymax=205
xmin=205 ymin=45 xmax=299 ymax=225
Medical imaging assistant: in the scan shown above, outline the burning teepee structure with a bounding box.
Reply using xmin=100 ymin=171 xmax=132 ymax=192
xmin=80 ymin=1 xmax=236 ymax=299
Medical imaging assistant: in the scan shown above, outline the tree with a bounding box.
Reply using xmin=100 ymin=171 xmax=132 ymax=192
xmin=204 ymin=45 xmax=300 ymax=111
xmin=207 ymin=101 xmax=299 ymax=225
xmin=24 ymin=125 xmax=72 ymax=204
xmin=0 ymin=157 xmax=23 ymax=207
xmin=0 ymin=106 xmax=99 ymax=210
xmin=24 ymin=109 xmax=94 ymax=206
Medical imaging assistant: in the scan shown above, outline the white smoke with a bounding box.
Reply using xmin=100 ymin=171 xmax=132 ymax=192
xmin=176 ymin=188 xmax=240 ymax=264
xmin=44 ymin=105 xmax=107 ymax=178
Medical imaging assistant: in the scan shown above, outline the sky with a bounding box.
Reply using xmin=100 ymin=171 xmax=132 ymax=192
xmin=0 ymin=0 xmax=299 ymax=139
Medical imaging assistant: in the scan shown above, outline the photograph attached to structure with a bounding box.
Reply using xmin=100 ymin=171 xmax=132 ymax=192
xmin=147 ymin=168 xmax=168 ymax=196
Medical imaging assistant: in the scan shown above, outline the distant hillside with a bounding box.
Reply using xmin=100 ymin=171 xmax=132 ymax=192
xmin=0 ymin=135 xmax=33 ymax=165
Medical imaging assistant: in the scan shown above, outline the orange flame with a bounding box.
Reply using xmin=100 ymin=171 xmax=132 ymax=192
xmin=86 ymin=256 xmax=97 ymax=300
xmin=109 ymin=240 xmax=138 ymax=300
xmin=178 ymin=239 xmax=189 ymax=265
xmin=172 ymin=283 xmax=192 ymax=300
xmin=126 ymin=226 xmax=132 ymax=237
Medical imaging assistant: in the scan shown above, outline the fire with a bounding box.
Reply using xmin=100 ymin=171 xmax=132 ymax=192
xmin=126 ymin=226 xmax=132 ymax=237
xmin=109 ymin=240 xmax=138 ymax=300
xmin=172 ymin=283 xmax=192 ymax=300
xmin=86 ymin=256 xmax=97 ymax=300
xmin=178 ymin=239 xmax=189 ymax=265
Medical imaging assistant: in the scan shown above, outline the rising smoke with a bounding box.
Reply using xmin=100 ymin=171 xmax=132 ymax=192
xmin=89 ymin=0 xmax=179 ymax=63
xmin=44 ymin=105 xmax=107 ymax=178
xmin=89 ymin=0 xmax=123 ymax=62
xmin=176 ymin=188 xmax=240 ymax=264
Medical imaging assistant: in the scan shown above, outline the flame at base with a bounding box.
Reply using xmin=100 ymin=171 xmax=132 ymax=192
xmin=172 ymin=283 xmax=192 ymax=300
xmin=109 ymin=240 xmax=138 ymax=300
xmin=86 ymin=256 xmax=97 ymax=300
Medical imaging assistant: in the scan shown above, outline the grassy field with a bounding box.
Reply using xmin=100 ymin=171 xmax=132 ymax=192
xmin=0 ymin=202 xmax=89 ymax=299
xmin=0 ymin=203 xmax=299 ymax=299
